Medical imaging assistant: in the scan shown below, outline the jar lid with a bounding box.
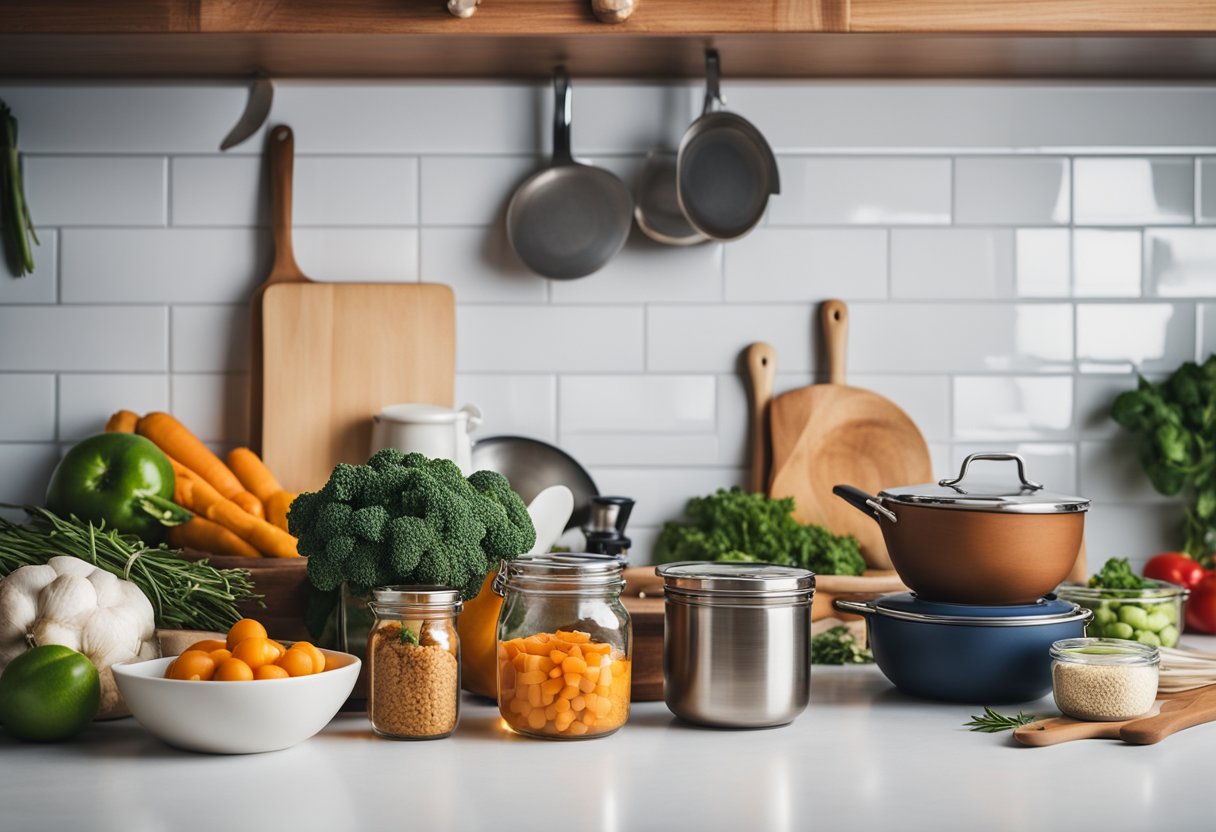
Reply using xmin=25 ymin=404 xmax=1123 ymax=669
xmin=868 ymin=592 xmax=1090 ymax=627
xmin=376 ymin=403 xmax=477 ymax=424
xmin=655 ymin=562 xmax=815 ymax=600
xmin=879 ymin=452 xmax=1089 ymax=514
xmin=496 ymin=553 xmax=624 ymax=592
xmin=1051 ymin=637 xmax=1161 ymax=666
xmin=1055 ymin=580 xmax=1190 ymax=601
xmin=370 ymin=585 xmax=463 ymax=608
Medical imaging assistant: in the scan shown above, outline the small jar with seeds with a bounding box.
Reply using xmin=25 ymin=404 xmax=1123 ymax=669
xmin=367 ymin=586 xmax=462 ymax=740
xmin=1051 ymin=637 xmax=1160 ymax=722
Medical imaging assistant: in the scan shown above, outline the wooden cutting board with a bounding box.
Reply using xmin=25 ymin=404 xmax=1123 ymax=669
xmin=254 ymin=125 xmax=455 ymax=493
xmin=1014 ymin=684 xmax=1216 ymax=746
xmin=767 ymin=300 xmax=931 ymax=570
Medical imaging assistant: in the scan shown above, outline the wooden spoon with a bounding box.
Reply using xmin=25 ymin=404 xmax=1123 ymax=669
xmin=1013 ymin=703 xmax=1162 ymax=747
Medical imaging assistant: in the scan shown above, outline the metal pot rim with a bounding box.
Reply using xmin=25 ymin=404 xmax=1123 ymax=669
xmin=834 ymin=597 xmax=1093 ymax=628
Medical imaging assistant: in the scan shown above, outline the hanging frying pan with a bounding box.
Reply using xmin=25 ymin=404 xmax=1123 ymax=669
xmin=507 ymin=67 xmax=634 ymax=280
xmin=676 ymin=49 xmax=780 ymax=241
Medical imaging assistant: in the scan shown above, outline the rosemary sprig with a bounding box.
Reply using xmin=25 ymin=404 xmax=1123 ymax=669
xmin=964 ymin=706 xmax=1040 ymax=733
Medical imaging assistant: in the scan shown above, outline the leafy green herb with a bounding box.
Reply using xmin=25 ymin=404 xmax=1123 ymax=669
xmin=1112 ymin=358 xmax=1216 ymax=566
xmin=1089 ymin=557 xmax=1156 ymax=591
xmin=811 ymin=626 xmax=873 ymax=665
xmin=0 ymin=100 xmax=38 ymax=277
xmin=400 ymin=625 xmax=420 ymax=646
xmin=964 ymin=706 xmax=1039 ymax=733
xmin=653 ymin=487 xmax=865 ymax=576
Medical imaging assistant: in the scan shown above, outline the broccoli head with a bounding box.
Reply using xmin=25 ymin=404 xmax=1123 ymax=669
xmin=291 ymin=453 xmax=536 ymax=606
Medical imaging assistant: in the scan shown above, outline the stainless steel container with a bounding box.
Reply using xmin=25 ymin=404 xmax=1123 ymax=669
xmin=656 ymin=562 xmax=815 ymax=728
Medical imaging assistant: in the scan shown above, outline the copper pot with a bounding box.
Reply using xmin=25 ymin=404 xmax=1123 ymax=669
xmin=833 ymin=453 xmax=1089 ymax=605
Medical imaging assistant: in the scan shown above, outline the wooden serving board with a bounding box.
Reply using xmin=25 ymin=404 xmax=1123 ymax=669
xmin=254 ymin=126 xmax=455 ymax=493
xmin=767 ymin=300 xmax=931 ymax=570
xmin=1014 ymin=684 xmax=1216 ymax=746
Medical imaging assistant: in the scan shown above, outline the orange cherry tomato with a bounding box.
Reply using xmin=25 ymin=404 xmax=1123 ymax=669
xmin=226 ymin=618 xmax=268 ymax=651
xmin=289 ymin=642 xmax=326 ymax=674
xmin=231 ymin=637 xmax=279 ymax=670
xmin=214 ymin=658 xmax=254 ymax=682
xmin=165 ymin=650 xmax=216 ymax=681
xmin=275 ymin=648 xmax=315 ymax=678
xmin=254 ymin=664 xmax=290 ymax=680
xmin=267 ymin=639 xmax=287 ymax=658
xmin=185 ymin=639 xmax=227 ymax=654
xmin=208 ymin=648 xmax=233 ymax=664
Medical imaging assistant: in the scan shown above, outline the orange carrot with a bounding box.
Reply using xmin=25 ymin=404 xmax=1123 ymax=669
xmin=171 ymin=460 xmax=298 ymax=558
xmin=137 ymin=412 xmax=264 ymax=519
xmin=265 ymin=490 xmax=297 ymax=533
xmin=226 ymin=448 xmax=282 ymax=502
xmin=105 ymin=410 xmax=139 ymax=433
xmin=168 ymin=517 xmax=261 ymax=559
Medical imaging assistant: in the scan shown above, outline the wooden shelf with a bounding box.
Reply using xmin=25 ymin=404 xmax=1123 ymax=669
xmin=1 ymin=0 xmax=1215 ymax=79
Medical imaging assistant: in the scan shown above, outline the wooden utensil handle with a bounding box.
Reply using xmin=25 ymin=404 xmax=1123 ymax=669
xmin=1119 ymin=691 xmax=1216 ymax=745
xmin=1013 ymin=716 xmax=1123 ymax=747
xmin=820 ymin=299 xmax=848 ymax=386
xmin=744 ymin=342 xmax=777 ymax=494
xmin=269 ymin=125 xmax=304 ymax=283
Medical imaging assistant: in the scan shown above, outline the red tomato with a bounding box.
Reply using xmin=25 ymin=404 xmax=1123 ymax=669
xmin=1143 ymin=553 xmax=1208 ymax=589
xmin=1185 ymin=574 xmax=1216 ymax=634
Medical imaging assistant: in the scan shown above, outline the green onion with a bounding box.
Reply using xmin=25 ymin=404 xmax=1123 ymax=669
xmin=0 ymin=99 xmax=39 ymax=277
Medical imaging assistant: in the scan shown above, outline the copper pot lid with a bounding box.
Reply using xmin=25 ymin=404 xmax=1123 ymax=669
xmin=879 ymin=453 xmax=1090 ymax=514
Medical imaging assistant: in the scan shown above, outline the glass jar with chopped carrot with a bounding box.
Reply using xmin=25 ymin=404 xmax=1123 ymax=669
xmin=493 ymin=554 xmax=631 ymax=739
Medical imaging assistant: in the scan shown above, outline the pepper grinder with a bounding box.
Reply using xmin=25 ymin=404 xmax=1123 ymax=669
xmin=583 ymin=496 xmax=635 ymax=561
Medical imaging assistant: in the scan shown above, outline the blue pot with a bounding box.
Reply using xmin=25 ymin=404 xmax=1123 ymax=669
xmin=835 ymin=593 xmax=1092 ymax=704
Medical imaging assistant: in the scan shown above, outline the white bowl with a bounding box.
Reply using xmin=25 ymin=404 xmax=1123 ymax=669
xmin=112 ymin=649 xmax=360 ymax=754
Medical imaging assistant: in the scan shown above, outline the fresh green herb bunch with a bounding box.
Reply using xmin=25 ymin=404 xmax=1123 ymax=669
xmin=1088 ymin=557 xmax=1155 ymax=591
xmin=0 ymin=101 xmax=38 ymax=277
xmin=653 ymin=487 xmax=865 ymax=577
xmin=811 ymin=625 xmax=873 ymax=665
xmin=1112 ymin=357 xmax=1216 ymax=566
xmin=289 ymin=450 xmax=536 ymax=602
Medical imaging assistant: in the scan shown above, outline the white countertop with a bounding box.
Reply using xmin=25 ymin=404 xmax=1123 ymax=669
xmin=3 ymin=640 xmax=1213 ymax=832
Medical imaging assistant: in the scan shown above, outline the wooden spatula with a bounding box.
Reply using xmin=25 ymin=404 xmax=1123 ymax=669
xmin=744 ymin=342 xmax=776 ymax=494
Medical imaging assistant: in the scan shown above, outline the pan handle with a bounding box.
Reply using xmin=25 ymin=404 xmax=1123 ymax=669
xmin=832 ymin=599 xmax=877 ymax=617
xmin=938 ymin=452 xmax=1043 ymax=491
xmin=832 ymin=484 xmax=898 ymax=524
xmin=702 ymin=49 xmax=725 ymax=115
xmin=552 ymin=66 xmax=574 ymax=165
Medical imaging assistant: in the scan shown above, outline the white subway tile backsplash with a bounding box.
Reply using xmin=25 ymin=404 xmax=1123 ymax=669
xmin=61 ymin=229 xmax=267 ymax=304
xmin=0 ymin=443 xmax=60 ymax=517
xmin=1077 ymin=303 xmax=1195 ymax=374
xmin=890 ymin=229 xmax=1014 ymax=299
xmin=1200 ymin=304 xmax=1216 ymax=357
xmin=1075 ymin=373 xmax=1156 ymax=439
xmin=768 ymin=158 xmax=951 ymax=226
xmin=551 ymin=233 xmax=723 ymax=304
xmin=25 ymin=157 xmax=165 ymax=228
xmin=0 ymin=375 xmax=55 ymax=441
xmin=1145 ymin=229 xmax=1216 ymax=297
xmin=951 ymin=443 xmax=1078 ymax=493
xmin=421 ymin=157 xmax=538 ymax=226
xmin=458 ymin=306 xmax=644 ymax=372
xmin=1200 ymin=158 xmax=1216 ymax=225
xmin=1015 ymin=229 xmax=1070 ymax=298
xmin=1073 ymin=230 xmax=1142 ymax=298
xmin=954 ymin=158 xmax=1070 ymax=225
xmin=1086 ymin=502 xmax=1186 ymax=570
xmin=588 ymin=467 xmax=746 ymax=527
xmin=294 ymin=157 xmax=418 ymax=226
xmin=420 ymin=227 xmax=546 ymax=303
xmin=848 ymin=304 xmax=1073 ymax=373
xmin=561 ymin=434 xmax=720 ymax=468
xmin=170 ymin=374 xmax=248 ymax=444
xmin=171 ymin=157 xmax=265 ymax=227
xmin=953 ymin=376 xmax=1073 ymax=440
xmin=560 ymin=375 xmax=716 ymax=434
xmin=1074 ymin=158 xmax=1194 ymax=226
xmin=647 ymin=305 xmax=813 ymax=373
xmin=171 ymin=306 xmax=250 ymax=372
xmin=58 ymin=374 xmax=169 ymax=441
xmin=0 ymin=229 xmax=56 ymax=304
xmin=0 ymin=306 xmax=167 ymax=372
xmin=293 ymin=228 xmax=419 ymax=282
xmin=1080 ymin=437 xmax=1170 ymax=503
xmin=456 ymin=374 xmax=556 ymax=441
xmin=724 ymin=229 xmax=887 ymax=302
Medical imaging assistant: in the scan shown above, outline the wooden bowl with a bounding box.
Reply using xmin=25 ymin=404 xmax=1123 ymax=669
xmin=178 ymin=551 xmax=312 ymax=642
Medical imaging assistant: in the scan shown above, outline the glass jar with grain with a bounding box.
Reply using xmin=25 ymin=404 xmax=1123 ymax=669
xmin=1051 ymin=637 xmax=1160 ymax=721
xmin=493 ymin=554 xmax=631 ymax=740
xmin=367 ymin=586 xmax=462 ymax=740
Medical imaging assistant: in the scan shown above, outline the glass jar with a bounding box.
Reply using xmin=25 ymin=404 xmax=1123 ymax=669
xmin=493 ymin=554 xmax=631 ymax=739
xmin=1050 ymin=637 xmax=1160 ymax=721
xmin=367 ymin=586 xmax=463 ymax=740
xmin=1056 ymin=580 xmax=1188 ymax=647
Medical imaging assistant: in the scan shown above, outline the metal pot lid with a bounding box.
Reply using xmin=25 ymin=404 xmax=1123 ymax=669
xmin=871 ymin=592 xmax=1090 ymax=627
xmin=879 ymin=452 xmax=1090 ymax=514
xmin=656 ymin=562 xmax=815 ymax=597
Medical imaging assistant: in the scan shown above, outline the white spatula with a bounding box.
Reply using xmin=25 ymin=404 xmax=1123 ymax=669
xmin=526 ymin=486 xmax=575 ymax=556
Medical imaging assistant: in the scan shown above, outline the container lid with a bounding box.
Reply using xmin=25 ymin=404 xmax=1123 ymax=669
xmin=376 ymin=403 xmax=476 ymax=424
xmin=496 ymin=553 xmax=624 ymax=593
xmin=1050 ymin=637 xmax=1161 ymax=667
xmin=867 ymin=592 xmax=1090 ymax=627
xmin=879 ymin=452 xmax=1090 ymax=514
xmin=655 ymin=562 xmax=815 ymax=600
xmin=370 ymin=585 xmax=463 ymax=607
xmin=1055 ymin=580 xmax=1190 ymax=601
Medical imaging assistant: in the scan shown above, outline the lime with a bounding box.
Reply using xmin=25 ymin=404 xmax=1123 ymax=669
xmin=0 ymin=645 xmax=101 ymax=741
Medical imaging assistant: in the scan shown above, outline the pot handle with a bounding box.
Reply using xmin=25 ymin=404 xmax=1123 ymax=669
xmin=832 ymin=599 xmax=876 ymax=617
xmin=939 ymin=452 xmax=1043 ymax=491
xmin=832 ymin=484 xmax=898 ymax=524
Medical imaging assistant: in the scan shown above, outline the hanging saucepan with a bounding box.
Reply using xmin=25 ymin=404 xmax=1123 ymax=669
xmin=634 ymin=152 xmax=708 ymax=246
xmin=833 ymin=453 xmax=1090 ymax=605
xmin=507 ymin=67 xmax=634 ymax=280
xmin=675 ymin=49 xmax=779 ymax=241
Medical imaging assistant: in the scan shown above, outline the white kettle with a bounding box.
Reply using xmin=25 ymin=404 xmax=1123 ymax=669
xmin=369 ymin=403 xmax=482 ymax=474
